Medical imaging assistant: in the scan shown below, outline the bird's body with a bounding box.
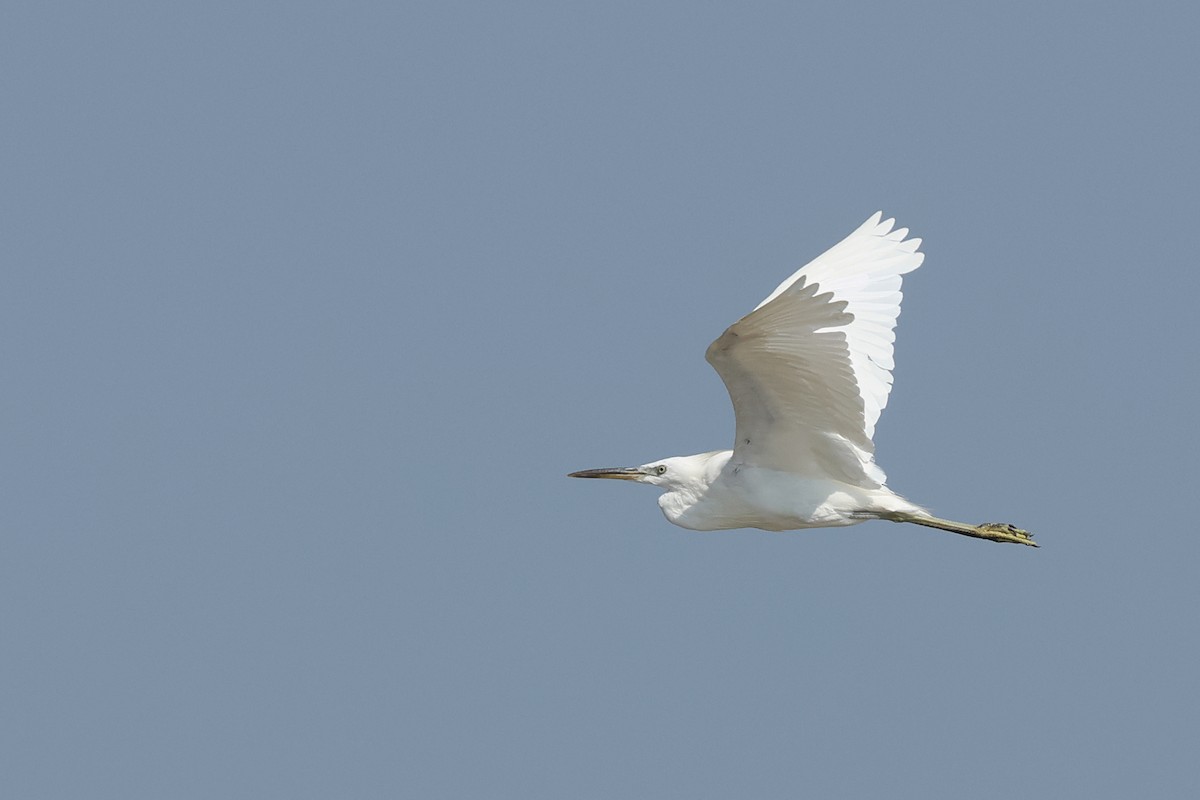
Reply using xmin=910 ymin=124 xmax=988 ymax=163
xmin=570 ymin=213 xmax=1036 ymax=547
xmin=642 ymin=451 xmax=921 ymax=532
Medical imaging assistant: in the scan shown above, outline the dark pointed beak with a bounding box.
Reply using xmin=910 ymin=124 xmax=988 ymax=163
xmin=567 ymin=467 xmax=644 ymax=481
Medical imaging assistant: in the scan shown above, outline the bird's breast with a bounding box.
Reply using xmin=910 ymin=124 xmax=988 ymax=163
xmin=659 ymin=466 xmax=870 ymax=531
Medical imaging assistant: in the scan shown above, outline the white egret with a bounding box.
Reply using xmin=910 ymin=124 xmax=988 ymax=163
xmin=569 ymin=212 xmax=1036 ymax=547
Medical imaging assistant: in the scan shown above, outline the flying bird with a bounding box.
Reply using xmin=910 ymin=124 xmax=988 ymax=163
xmin=569 ymin=213 xmax=1036 ymax=547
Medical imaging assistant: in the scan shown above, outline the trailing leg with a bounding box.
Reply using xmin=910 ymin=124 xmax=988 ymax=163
xmin=887 ymin=512 xmax=1038 ymax=547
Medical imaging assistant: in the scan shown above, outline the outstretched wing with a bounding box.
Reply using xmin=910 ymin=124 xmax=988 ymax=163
xmin=705 ymin=212 xmax=924 ymax=487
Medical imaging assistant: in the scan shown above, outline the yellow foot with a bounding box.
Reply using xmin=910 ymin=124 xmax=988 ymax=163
xmin=976 ymin=522 xmax=1038 ymax=547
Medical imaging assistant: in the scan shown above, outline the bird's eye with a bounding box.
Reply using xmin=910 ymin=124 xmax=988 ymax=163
xmin=655 ymin=465 xmax=667 ymax=475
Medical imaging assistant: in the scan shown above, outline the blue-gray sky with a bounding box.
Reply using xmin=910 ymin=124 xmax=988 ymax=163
xmin=4 ymin=3 xmax=1198 ymax=798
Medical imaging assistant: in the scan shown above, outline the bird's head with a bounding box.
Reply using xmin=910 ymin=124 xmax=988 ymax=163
xmin=568 ymin=453 xmax=718 ymax=492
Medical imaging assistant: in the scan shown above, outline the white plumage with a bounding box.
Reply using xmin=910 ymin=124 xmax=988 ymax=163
xmin=570 ymin=213 xmax=1036 ymax=547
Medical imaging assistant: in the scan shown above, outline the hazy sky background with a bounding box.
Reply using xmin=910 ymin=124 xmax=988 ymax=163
xmin=4 ymin=2 xmax=1198 ymax=797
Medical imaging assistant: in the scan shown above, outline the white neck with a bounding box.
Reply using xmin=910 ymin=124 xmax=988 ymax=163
xmin=654 ymin=450 xmax=732 ymax=525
